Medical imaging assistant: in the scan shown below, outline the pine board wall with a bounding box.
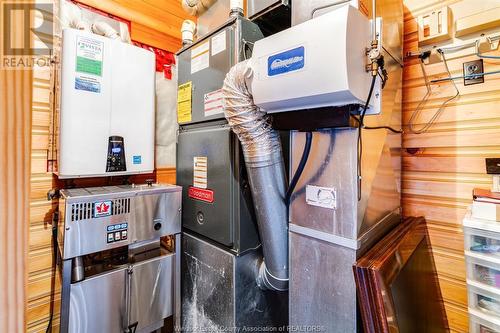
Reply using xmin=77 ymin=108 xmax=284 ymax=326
xmin=402 ymin=0 xmax=500 ymax=331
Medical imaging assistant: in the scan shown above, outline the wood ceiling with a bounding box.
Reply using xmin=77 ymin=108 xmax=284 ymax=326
xmin=79 ymin=0 xmax=196 ymax=52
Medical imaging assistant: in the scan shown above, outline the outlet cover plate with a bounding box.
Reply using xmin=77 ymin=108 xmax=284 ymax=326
xmin=463 ymin=59 xmax=484 ymax=86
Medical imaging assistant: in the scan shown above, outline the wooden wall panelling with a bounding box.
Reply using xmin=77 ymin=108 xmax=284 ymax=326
xmin=157 ymin=167 xmax=177 ymax=185
xmin=131 ymin=22 xmax=182 ymax=53
xmin=28 ymin=59 xmax=59 ymax=332
xmin=0 ymin=54 xmax=32 ymax=333
xmin=402 ymin=0 xmax=500 ymax=331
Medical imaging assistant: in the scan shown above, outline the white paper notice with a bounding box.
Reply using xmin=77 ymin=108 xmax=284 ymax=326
xmin=191 ymin=41 xmax=210 ymax=74
xmin=204 ymin=89 xmax=224 ymax=117
xmin=211 ymin=30 xmax=226 ymax=56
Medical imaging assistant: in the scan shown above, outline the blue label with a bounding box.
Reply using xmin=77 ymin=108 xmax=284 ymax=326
xmin=107 ymin=225 xmax=114 ymax=232
xmin=133 ymin=156 xmax=141 ymax=164
xmin=268 ymin=46 xmax=305 ymax=77
xmin=121 ymin=223 xmax=128 ymax=228
xmin=75 ymin=77 xmax=101 ymax=93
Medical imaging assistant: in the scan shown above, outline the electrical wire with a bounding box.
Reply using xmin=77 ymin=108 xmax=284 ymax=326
xmin=476 ymin=39 xmax=500 ymax=60
xmin=430 ymin=69 xmax=500 ymax=83
xmin=285 ymin=131 xmax=313 ymax=206
xmin=356 ymin=75 xmax=377 ymax=201
xmin=349 ymin=115 xmax=403 ymax=133
xmin=45 ymin=219 xmax=58 ymax=333
xmin=407 ymin=50 xmax=460 ymax=134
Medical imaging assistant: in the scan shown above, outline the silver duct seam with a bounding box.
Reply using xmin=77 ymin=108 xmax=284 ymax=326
xmin=222 ymin=60 xmax=289 ymax=291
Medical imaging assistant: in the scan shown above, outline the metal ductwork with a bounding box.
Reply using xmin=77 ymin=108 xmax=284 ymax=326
xmin=181 ymin=0 xmax=217 ymax=16
xmin=222 ymin=60 xmax=289 ymax=291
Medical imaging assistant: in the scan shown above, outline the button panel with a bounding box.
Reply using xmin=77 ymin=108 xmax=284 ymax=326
xmin=106 ymin=222 xmax=128 ymax=243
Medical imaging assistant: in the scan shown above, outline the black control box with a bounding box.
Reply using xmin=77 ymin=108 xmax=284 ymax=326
xmin=106 ymin=136 xmax=126 ymax=172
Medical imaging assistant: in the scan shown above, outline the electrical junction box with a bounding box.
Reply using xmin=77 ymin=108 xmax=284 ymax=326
xmin=250 ymin=4 xmax=380 ymax=114
xmin=58 ymin=28 xmax=155 ymax=178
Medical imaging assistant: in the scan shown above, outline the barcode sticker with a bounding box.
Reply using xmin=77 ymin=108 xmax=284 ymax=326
xmin=193 ymin=156 xmax=208 ymax=189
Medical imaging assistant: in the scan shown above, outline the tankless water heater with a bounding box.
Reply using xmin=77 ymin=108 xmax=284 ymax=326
xmin=58 ymin=28 xmax=155 ymax=178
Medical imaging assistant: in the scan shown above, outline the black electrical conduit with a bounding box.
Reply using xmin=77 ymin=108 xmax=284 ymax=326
xmin=285 ymin=131 xmax=313 ymax=207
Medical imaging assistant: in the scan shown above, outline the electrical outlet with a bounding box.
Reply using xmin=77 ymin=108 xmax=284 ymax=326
xmin=463 ymin=59 xmax=484 ymax=86
xmin=486 ymin=158 xmax=500 ymax=175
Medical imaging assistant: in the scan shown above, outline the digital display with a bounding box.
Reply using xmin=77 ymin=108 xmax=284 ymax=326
xmin=111 ymin=147 xmax=121 ymax=153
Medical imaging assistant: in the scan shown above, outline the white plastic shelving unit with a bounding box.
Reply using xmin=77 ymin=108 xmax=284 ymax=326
xmin=464 ymin=211 xmax=500 ymax=332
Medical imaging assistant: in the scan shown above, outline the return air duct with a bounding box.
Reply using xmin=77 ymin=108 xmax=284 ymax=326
xmin=222 ymin=60 xmax=288 ymax=291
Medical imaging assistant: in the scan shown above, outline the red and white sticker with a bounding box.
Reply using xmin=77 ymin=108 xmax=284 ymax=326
xmin=188 ymin=186 xmax=214 ymax=203
xmin=94 ymin=200 xmax=112 ymax=217
xmin=204 ymin=89 xmax=224 ymax=117
xmin=193 ymin=156 xmax=208 ymax=189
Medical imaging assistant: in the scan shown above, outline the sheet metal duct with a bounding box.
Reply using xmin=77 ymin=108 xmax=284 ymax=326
xmin=222 ymin=60 xmax=288 ymax=291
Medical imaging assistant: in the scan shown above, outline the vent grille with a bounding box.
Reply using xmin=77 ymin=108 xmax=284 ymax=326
xmin=70 ymin=202 xmax=93 ymax=222
xmin=112 ymin=198 xmax=130 ymax=216
xmin=70 ymin=198 xmax=131 ymax=221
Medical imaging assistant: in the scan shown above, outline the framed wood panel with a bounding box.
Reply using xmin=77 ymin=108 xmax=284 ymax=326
xmin=354 ymin=217 xmax=449 ymax=333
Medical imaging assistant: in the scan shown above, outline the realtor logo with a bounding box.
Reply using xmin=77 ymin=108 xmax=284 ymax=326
xmin=94 ymin=201 xmax=112 ymax=217
xmin=1 ymin=1 xmax=54 ymax=69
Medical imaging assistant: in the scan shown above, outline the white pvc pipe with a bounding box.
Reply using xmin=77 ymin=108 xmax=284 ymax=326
xmin=181 ymin=20 xmax=196 ymax=45
xmin=230 ymin=0 xmax=244 ymax=14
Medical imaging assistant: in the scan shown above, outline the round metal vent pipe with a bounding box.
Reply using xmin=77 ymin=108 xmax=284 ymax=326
xmin=222 ymin=60 xmax=289 ymax=291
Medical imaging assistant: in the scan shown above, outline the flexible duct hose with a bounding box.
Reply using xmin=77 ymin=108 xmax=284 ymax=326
xmin=181 ymin=0 xmax=217 ymax=16
xmin=223 ymin=60 xmax=289 ymax=291
xmin=91 ymin=21 xmax=120 ymax=39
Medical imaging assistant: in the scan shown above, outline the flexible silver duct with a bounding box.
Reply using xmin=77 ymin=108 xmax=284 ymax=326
xmin=181 ymin=0 xmax=216 ymax=16
xmin=222 ymin=60 xmax=288 ymax=291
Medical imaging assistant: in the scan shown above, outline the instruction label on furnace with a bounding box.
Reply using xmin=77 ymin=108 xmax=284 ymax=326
xmin=204 ymin=89 xmax=224 ymax=116
xmin=193 ymin=156 xmax=208 ymax=189
xmin=76 ymin=36 xmax=103 ymax=76
xmin=211 ymin=30 xmax=226 ymax=56
xmin=191 ymin=41 xmax=209 ymax=74
xmin=177 ymin=81 xmax=192 ymax=123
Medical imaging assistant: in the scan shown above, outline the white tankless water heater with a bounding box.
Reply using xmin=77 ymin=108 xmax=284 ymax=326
xmin=58 ymin=28 xmax=155 ymax=178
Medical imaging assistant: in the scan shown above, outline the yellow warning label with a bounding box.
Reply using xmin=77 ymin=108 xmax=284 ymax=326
xmin=177 ymin=81 xmax=192 ymax=123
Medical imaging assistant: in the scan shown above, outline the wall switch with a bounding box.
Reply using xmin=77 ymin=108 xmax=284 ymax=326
xmin=463 ymin=59 xmax=484 ymax=86
xmin=417 ymin=6 xmax=452 ymax=46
